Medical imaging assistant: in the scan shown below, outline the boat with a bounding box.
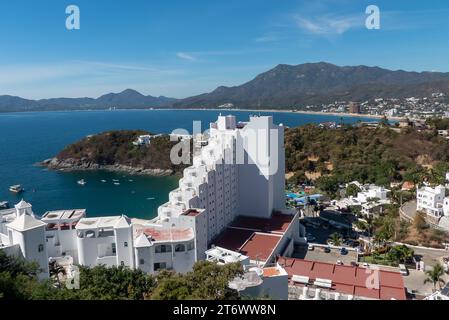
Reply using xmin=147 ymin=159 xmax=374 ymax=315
xmin=114 ymin=182 xmax=120 ymax=186
xmin=9 ymin=185 xmax=24 ymax=193
xmin=101 ymin=180 xmax=107 ymax=183
xmin=112 ymin=179 xmax=119 ymax=182
xmin=128 ymin=179 xmax=134 ymax=182
xmin=77 ymin=179 xmax=87 ymax=186
xmin=146 ymin=197 xmax=155 ymax=200
xmin=0 ymin=201 xmax=9 ymax=209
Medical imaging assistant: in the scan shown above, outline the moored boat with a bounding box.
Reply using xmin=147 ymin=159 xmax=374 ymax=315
xmin=9 ymin=185 xmax=24 ymax=193
xmin=77 ymin=179 xmax=87 ymax=186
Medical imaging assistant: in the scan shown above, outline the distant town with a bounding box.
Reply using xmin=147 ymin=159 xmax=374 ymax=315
xmin=286 ymin=92 xmax=449 ymax=120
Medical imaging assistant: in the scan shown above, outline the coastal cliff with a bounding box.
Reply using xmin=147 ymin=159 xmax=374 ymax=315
xmin=41 ymin=130 xmax=188 ymax=176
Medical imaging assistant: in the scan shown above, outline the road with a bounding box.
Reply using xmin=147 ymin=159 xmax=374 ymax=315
xmin=408 ymin=245 xmax=449 ymax=267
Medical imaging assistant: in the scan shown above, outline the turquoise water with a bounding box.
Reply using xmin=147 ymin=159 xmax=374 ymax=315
xmin=0 ymin=109 xmax=375 ymax=219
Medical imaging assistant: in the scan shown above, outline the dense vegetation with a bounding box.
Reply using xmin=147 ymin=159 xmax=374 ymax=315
xmin=55 ymin=130 xmax=188 ymax=173
xmin=285 ymin=124 xmax=449 ymax=193
xmin=0 ymin=251 xmax=243 ymax=300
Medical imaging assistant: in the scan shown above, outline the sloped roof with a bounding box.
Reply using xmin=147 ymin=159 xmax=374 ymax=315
xmin=134 ymin=234 xmax=152 ymax=248
xmin=7 ymin=214 xmax=46 ymax=231
xmin=15 ymin=199 xmax=32 ymax=209
xmin=114 ymin=215 xmax=131 ymax=229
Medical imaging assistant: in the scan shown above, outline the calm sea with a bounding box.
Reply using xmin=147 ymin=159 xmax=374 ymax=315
xmin=0 ymin=109 xmax=375 ymax=219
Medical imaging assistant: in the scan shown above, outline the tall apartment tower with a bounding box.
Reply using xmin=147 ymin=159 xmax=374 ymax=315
xmin=157 ymin=115 xmax=286 ymax=250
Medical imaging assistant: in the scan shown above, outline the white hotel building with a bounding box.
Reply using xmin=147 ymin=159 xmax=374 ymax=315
xmin=416 ymin=185 xmax=447 ymax=218
xmin=0 ymin=115 xmax=301 ymax=280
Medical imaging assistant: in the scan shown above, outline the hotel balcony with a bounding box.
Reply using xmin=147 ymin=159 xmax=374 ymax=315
xmin=169 ymin=189 xmax=183 ymax=204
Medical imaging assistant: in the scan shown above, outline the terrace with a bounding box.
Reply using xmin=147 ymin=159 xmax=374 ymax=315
xmin=280 ymin=257 xmax=407 ymax=300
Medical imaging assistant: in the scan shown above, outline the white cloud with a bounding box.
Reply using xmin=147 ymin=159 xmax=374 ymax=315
xmin=295 ymin=14 xmax=363 ymax=36
xmin=254 ymin=32 xmax=280 ymax=43
xmin=176 ymin=52 xmax=198 ymax=61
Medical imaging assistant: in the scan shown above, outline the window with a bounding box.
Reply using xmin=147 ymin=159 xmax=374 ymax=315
xmin=154 ymin=262 xmax=167 ymax=271
xmin=187 ymin=241 xmax=195 ymax=251
xmin=155 ymin=245 xmax=172 ymax=253
xmin=38 ymin=244 xmax=44 ymax=252
xmin=121 ymin=261 xmax=125 ymax=266
xmin=140 ymin=259 xmax=145 ymax=265
xmin=124 ymin=242 xmax=128 ymax=247
xmin=175 ymin=244 xmax=185 ymax=252
xmin=112 ymin=243 xmax=116 ymax=254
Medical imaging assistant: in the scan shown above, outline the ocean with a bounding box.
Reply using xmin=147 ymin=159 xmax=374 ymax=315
xmin=0 ymin=109 xmax=376 ymax=219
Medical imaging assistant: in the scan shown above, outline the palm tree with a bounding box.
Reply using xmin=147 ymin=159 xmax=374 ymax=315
xmin=49 ymin=260 xmax=66 ymax=288
xmin=424 ymin=263 xmax=446 ymax=292
xmin=328 ymin=233 xmax=343 ymax=246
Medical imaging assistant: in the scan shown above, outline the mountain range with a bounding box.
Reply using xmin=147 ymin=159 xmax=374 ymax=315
xmin=2 ymin=62 xmax=449 ymax=112
xmin=0 ymin=89 xmax=176 ymax=112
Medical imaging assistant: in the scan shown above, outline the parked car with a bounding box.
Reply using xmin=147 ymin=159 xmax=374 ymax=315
xmin=323 ymin=247 xmax=331 ymax=253
xmin=340 ymin=248 xmax=348 ymax=255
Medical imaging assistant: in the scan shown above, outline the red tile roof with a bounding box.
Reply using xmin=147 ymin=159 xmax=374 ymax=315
xmin=134 ymin=225 xmax=194 ymax=242
xmin=182 ymin=209 xmax=202 ymax=217
xmin=212 ymin=228 xmax=254 ymax=252
xmin=229 ymin=213 xmax=294 ymax=234
xmin=239 ymin=233 xmax=282 ymax=262
xmin=212 ymin=228 xmax=282 ymax=262
xmin=280 ymin=257 xmax=407 ymax=300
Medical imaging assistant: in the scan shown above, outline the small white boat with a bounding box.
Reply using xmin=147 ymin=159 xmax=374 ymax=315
xmin=0 ymin=201 xmax=9 ymax=209
xmin=114 ymin=182 xmax=120 ymax=186
xmin=77 ymin=179 xmax=86 ymax=186
xmin=9 ymin=185 xmax=23 ymax=193
xmin=128 ymin=179 xmax=134 ymax=182
xmin=146 ymin=197 xmax=155 ymax=200
xmin=112 ymin=179 xmax=119 ymax=182
xmin=101 ymin=180 xmax=107 ymax=183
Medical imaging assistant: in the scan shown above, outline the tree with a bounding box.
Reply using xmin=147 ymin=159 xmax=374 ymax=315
xmin=75 ymin=264 xmax=155 ymax=300
xmin=387 ymin=245 xmax=414 ymax=264
xmin=346 ymin=183 xmax=361 ymax=197
xmin=149 ymin=261 xmax=243 ymax=300
xmin=424 ymin=263 xmax=446 ymax=291
xmin=49 ymin=260 xmax=66 ymax=288
xmin=328 ymin=233 xmax=343 ymax=246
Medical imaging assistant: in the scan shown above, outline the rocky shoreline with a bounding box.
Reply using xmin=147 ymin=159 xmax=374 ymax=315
xmin=39 ymin=157 xmax=175 ymax=176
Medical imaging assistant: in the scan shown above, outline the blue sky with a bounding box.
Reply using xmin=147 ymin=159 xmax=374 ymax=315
xmin=1 ymin=0 xmax=449 ymax=99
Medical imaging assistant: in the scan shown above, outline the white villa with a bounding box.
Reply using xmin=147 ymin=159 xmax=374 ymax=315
xmin=335 ymin=183 xmax=391 ymax=216
xmin=133 ymin=134 xmax=154 ymax=146
xmin=416 ymin=185 xmax=446 ymax=218
xmin=0 ymin=115 xmax=301 ymax=294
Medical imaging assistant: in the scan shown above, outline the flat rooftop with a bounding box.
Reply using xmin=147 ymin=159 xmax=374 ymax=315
xmin=212 ymin=228 xmax=254 ymax=252
xmin=182 ymin=209 xmax=203 ymax=217
xmin=281 ymin=257 xmax=407 ymax=300
xmin=41 ymin=209 xmax=86 ymax=222
xmin=229 ymin=213 xmax=294 ymax=234
xmin=76 ymin=216 xmax=121 ymax=230
xmin=239 ymin=233 xmax=282 ymax=262
xmin=134 ymin=224 xmax=194 ymax=242
xmin=212 ymin=228 xmax=282 ymax=263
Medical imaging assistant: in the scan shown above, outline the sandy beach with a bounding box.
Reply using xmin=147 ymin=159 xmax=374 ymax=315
xmin=164 ymin=108 xmax=404 ymax=121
